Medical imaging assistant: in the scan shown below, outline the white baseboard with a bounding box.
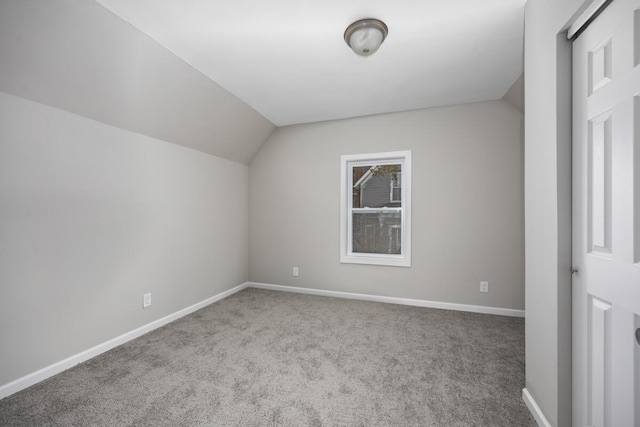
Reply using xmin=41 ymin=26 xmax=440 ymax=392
xmin=248 ymin=282 xmax=525 ymax=317
xmin=0 ymin=282 xmax=249 ymax=400
xmin=522 ymin=388 xmax=552 ymax=427
xmin=1 ymin=281 xmax=524 ymax=401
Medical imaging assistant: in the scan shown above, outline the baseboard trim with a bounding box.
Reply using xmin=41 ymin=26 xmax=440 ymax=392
xmin=0 ymin=282 xmax=249 ymax=400
xmin=248 ymin=282 xmax=525 ymax=317
xmin=522 ymin=388 xmax=552 ymax=427
xmin=1 ymin=281 xmax=524 ymax=401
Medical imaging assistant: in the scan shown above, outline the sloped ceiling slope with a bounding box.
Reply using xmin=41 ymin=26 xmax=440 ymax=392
xmin=95 ymin=0 xmax=526 ymax=126
xmin=0 ymin=0 xmax=275 ymax=164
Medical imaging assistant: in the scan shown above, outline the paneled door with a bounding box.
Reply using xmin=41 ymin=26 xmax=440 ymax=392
xmin=573 ymin=1 xmax=640 ymax=426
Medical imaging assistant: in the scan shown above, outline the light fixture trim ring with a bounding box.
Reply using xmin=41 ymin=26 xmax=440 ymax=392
xmin=343 ymin=18 xmax=389 ymax=47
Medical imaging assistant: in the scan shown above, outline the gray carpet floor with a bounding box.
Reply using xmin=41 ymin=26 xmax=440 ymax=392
xmin=0 ymin=288 xmax=537 ymax=426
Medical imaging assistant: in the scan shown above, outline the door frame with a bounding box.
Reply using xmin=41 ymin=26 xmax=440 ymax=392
xmin=521 ymin=1 xmax=608 ymax=426
xmin=558 ymin=2 xmax=612 ymax=427
xmin=522 ymin=1 xmax=614 ymax=426
xmin=558 ymin=25 xmax=574 ymax=427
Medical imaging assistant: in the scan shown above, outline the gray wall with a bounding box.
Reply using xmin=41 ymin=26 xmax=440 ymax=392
xmin=0 ymin=0 xmax=274 ymax=165
xmin=249 ymin=100 xmax=525 ymax=310
xmin=0 ymin=91 xmax=249 ymax=386
xmin=524 ymin=0 xmax=592 ymax=425
xmin=502 ymin=73 xmax=525 ymax=114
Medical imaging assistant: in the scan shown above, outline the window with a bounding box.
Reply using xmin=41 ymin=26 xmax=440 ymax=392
xmin=390 ymin=172 xmax=401 ymax=202
xmin=340 ymin=151 xmax=411 ymax=267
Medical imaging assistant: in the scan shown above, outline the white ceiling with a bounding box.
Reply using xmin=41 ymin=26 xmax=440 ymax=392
xmin=95 ymin=0 xmax=526 ymax=127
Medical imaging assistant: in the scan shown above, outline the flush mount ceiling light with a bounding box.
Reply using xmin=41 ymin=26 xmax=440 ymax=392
xmin=344 ymin=18 xmax=388 ymax=57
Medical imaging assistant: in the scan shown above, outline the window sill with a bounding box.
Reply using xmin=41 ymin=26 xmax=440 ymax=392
xmin=340 ymin=254 xmax=411 ymax=267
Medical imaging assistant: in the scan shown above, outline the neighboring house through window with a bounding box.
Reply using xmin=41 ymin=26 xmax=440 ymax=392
xmin=390 ymin=172 xmax=401 ymax=202
xmin=340 ymin=151 xmax=412 ymax=267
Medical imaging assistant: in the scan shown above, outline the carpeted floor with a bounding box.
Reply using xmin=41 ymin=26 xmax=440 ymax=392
xmin=0 ymin=288 xmax=536 ymax=426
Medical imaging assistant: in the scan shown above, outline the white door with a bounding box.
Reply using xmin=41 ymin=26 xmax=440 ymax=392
xmin=573 ymin=1 xmax=640 ymax=426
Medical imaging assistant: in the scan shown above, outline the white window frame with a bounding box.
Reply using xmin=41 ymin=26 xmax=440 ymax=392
xmin=340 ymin=150 xmax=412 ymax=267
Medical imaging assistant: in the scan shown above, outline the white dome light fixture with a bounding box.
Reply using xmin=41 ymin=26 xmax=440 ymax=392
xmin=344 ymin=18 xmax=388 ymax=57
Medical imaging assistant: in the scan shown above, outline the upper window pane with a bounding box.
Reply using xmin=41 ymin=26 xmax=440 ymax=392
xmin=353 ymin=164 xmax=401 ymax=209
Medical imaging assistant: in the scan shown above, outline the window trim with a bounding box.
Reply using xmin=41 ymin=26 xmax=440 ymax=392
xmin=340 ymin=150 xmax=412 ymax=267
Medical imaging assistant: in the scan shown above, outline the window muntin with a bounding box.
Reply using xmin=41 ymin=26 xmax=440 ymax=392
xmin=340 ymin=151 xmax=411 ymax=267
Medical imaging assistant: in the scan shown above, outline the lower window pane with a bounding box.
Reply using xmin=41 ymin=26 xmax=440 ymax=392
xmin=352 ymin=211 xmax=401 ymax=254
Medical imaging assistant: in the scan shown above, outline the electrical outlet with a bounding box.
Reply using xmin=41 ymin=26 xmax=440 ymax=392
xmin=293 ymin=267 xmax=299 ymax=277
xmin=480 ymin=281 xmax=489 ymax=293
xmin=143 ymin=293 xmax=151 ymax=308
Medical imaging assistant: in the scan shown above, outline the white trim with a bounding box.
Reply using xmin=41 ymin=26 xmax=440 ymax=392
xmin=0 ymin=282 xmax=249 ymax=400
xmin=340 ymin=150 xmax=412 ymax=267
xmin=522 ymin=388 xmax=553 ymax=427
xmin=352 ymin=207 xmax=402 ymax=213
xmin=567 ymin=0 xmax=612 ymax=39
xmin=0 ymin=281 xmax=525 ymax=401
xmin=248 ymin=282 xmax=525 ymax=318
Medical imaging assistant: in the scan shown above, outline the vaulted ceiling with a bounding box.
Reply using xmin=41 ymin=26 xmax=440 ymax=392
xmin=0 ymin=1 xmax=525 ymax=164
xmin=96 ymin=0 xmax=526 ymax=126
